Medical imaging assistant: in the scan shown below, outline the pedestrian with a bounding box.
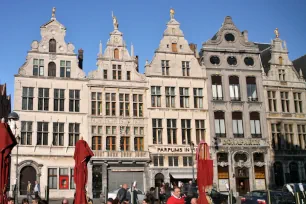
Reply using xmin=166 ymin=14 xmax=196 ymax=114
xmin=7 ymin=197 xmax=14 ymax=204
xmin=38 ymin=200 xmax=48 ymax=204
xmin=142 ymin=198 xmax=149 ymax=204
xmin=22 ymin=198 xmax=29 ymax=204
xmin=166 ymin=187 xmax=185 ymax=204
xmin=128 ymin=182 xmax=138 ymax=204
xmin=27 ymin=181 xmax=32 ymax=201
xmin=145 ymin=187 xmax=155 ymax=204
xmin=33 ymin=181 xmax=40 ymax=199
xmin=32 ymin=198 xmax=40 ymax=204
xmin=117 ymin=183 xmax=128 ymax=204
xmin=107 ymin=198 xmax=114 ymax=204
xmin=62 ymin=199 xmax=69 ymax=204
xmin=190 ymin=198 xmax=197 ymax=204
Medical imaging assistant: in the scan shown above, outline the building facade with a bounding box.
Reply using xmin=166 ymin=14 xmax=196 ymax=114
xmin=200 ymin=16 xmax=269 ymax=196
xmin=11 ymin=11 xmax=87 ymax=198
xmin=0 ymin=83 xmax=11 ymax=120
xmin=87 ymin=14 xmax=150 ymax=198
xmin=260 ymin=34 xmax=306 ymax=187
xmin=145 ymin=12 xmax=209 ymax=188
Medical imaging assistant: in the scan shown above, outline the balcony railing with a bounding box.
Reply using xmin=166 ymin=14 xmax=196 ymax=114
xmin=93 ymin=150 xmax=149 ymax=158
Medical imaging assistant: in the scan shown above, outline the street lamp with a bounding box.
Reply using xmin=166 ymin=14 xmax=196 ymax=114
xmin=8 ymin=112 xmax=20 ymax=204
xmin=190 ymin=141 xmax=195 ymax=183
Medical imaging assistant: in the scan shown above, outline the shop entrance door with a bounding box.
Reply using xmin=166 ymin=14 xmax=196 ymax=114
xmin=235 ymin=168 xmax=250 ymax=196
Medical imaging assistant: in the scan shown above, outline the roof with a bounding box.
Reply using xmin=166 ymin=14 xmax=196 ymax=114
xmin=255 ymin=43 xmax=271 ymax=73
xmin=293 ymin=55 xmax=306 ymax=80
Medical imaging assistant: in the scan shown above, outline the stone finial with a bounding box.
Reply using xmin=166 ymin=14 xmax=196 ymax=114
xmin=242 ymin=30 xmax=248 ymax=42
xmin=170 ymin=8 xmax=175 ymax=20
xmin=145 ymin=59 xmax=149 ymax=65
xmin=299 ymin=68 xmax=304 ymax=78
xmin=51 ymin=7 xmax=56 ymax=20
xmin=131 ymin=43 xmax=134 ymax=57
xmin=274 ymin=28 xmax=279 ymax=38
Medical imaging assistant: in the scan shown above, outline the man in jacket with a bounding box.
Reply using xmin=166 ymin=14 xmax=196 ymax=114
xmin=33 ymin=181 xmax=40 ymax=199
xmin=166 ymin=187 xmax=185 ymax=204
xmin=117 ymin=184 xmax=128 ymax=204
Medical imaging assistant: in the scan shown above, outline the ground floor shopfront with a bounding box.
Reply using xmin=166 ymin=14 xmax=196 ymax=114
xmin=212 ymin=142 xmax=270 ymax=196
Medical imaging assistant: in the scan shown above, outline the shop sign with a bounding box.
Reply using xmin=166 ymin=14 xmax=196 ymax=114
xmin=157 ymin=147 xmax=191 ymax=153
xmin=255 ymin=179 xmax=266 ymax=190
xmin=218 ymin=172 xmax=229 ymax=179
xmin=221 ymin=138 xmax=262 ymax=146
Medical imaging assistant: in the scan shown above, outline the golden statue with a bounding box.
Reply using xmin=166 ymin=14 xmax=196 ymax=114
xmin=52 ymin=7 xmax=56 ymax=19
xmin=112 ymin=11 xmax=119 ymax=30
xmin=274 ymin=28 xmax=279 ymax=38
xmin=170 ymin=8 xmax=175 ymax=19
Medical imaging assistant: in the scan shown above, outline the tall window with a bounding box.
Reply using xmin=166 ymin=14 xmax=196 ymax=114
xmin=250 ymin=112 xmax=261 ymax=138
xmin=22 ymin=87 xmax=34 ymax=110
xmin=232 ymin=112 xmax=243 ymax=138
xmin=182 ymin=61 xmax=190 ymax=76
xmin=268 ymin=91 xmax=277 ymax=112
xmin=49 ymin=39 xmax=56 ymax=52
xmin=114 ymin=48 xmax=119 ymax=59
xmin=284 ymin=124 xmax=294 ymax=149
xmin=106 ymin=126 xmax=117 ymax=135
xmin=229 ymin=76 xmax=240 ymax=101
xmin=21 ymin=121 xmax=32 ymax=145
xmin=53 ymin=122 xmax=64 ymax=146
xmin=194 ymin=88 xmax=203 ymax=108
xmin=59 ymin=168 xmax=69 ymax=189
xmin=69 ymin=90 xmax=80 ymax=112
xmin=103 ymin=70 xmax=108 ymax=79
xmin=37 ymin=122 xmax=48 ymax=145
xmin=294 ymin=93 xmax=303 ymax=113
xmin=151 ymin=86 xmax=161 ymax=107
xmin=92 ymin=126 xmax=102 ymax=150
xmin=162 ymin=60 xmax=170 ymax=76
xmin=106 ymin=93 xmax=116 ymax=116
xmin=153 ymin=156 xmax=164 ymax=167
xmin=182 ymin=119 xmax=191 ymax=144
xmin=281 ymin=92 xmax=290 ymax=112
xmin=212 ymin=76 xmax=223 ymax=101
xmin=54 ymin=89 xmax=65 ymax=111
xmin=279 ymin=56 xmax=283 ymax=65
xmin=69 ymin=123 xmax=80 ymax=146
xmin=180 ymin=88 xmax=189 ymax=108
xmin=214 ymin=112 xmax=226 ymax=137
xmin=165 ymin=87 xmax=175 ymax=108
xmin=127 ymin=71 xmax=131 ymax=80
xmin=120 ymin=136 xmax=130 ymax=151
xmin=246 ymin=77 xmax=257 ymax=101
xmin=70 ymin=169 xmax=75 ymax=189
xmin=168 ymin=156 xmax=179 ymax=167
xmin=153 ymin=119 xmax=163 ymax=144
xmin=33 ymin=59 xmax=44 ymax=76
xmin=60 ymin=61 xmax=71 ymax=78
xmin=134 ymin=127 xmax=144 ymax=151
xmin=271 ymin=123 xmax=281 ymax=150
xmin=106 ymin=136 xmax=116 ymax=151
xmin=196 ymin=120 xmax=205 ymax=144
xmin=91 ymin=92 xmax=102 ymax=116
xmin=167 ymin=119 xmax=177 ymax=144
xmin=112 ymin=65 xmax=122 ymax=80
xmin=279 ymin=69 xmax=285 ymax=81
xmin=172 ymin=43 xmax=177 ymax=53
xmin=48 ymin=168 xmax=57 ymax=189
xmin=38 ymin=88 xmax=49 ymax=111
xmin=133 ymin=94 xmax=143 ymax=117
xmin=297 ymin=125 xmax=306 ymax=150
xmin=119 ymin=94 xmax=130 ymax=117
xmin=48 ymin=62 xmax=56 ymax=77
xmin=183 ymin=157 xmax=192 ymax=167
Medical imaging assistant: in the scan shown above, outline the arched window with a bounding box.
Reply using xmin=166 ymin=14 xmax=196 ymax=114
xmin=48 ymin=62 xmax=56 ymax=77
xmin=229 ymin=76 xmax=240 ymax=101
xmin=279 ymin=56 xmax=283 ymax=65
xmin=274 ymin=162 xmax=284 ymax=186
xmin=114 ymin=48 xmax=119 ymax=59
xmin=49 ymin=39 xmax=56 ymax=53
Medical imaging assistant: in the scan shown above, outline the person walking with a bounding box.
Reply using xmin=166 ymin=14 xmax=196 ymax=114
xmin=33 ymin=181 xmax=40 ymax=199
xmin=117 ymin=183 xmax=128 ymax=204
xmin=27 ymin=181 xmax=32 ymax=201
xmin=166 ymin=187 xmax=185 ymax=204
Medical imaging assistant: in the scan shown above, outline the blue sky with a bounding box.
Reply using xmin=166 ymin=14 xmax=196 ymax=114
xmin=0 ymin=0 xmax=305 ymax=108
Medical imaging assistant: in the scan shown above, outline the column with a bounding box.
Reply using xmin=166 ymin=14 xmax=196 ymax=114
xmin=102 ymin=163 xmax=108 ymax=198
xmin=87 ymin=162 xmax=93 ymax=199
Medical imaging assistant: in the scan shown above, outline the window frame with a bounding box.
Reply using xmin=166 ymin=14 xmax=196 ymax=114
xmin=151 ymin=86 xmax=161 ymax=107
xmin=162 ymin=60 xmax=170 ymax=76
xmin=153 ymin=119 xmax=163 ymax=144
xmin=20 ymin=121 xmax=32 ymax=145
xmin=60 ymin=60 xmax=71 ymax=78
xmin=194 ymin=88 xmax=203 ymax=108
xmin=182 ymin=61 xmax=190 ymax=76
xmin=52 ymin=122 xmax=64 ymax=146
xmin=38 ymin=88 xmax=49 ymax=111
xmin=54 ymin=89 xmax=65 ymax=112
xmin=68 ymin=123 xmax=80 ymax=146
xmin=179 ymin=87 xmax=189 ymax=108
xmin=167 ymin=119 xmax=177 ymax=144
xmin=37 ymin=122 xmax=49 ymax=145
xmin=22 ymin=87 xmax=34 ymax=110
xmin=91 ymin=92 xmax=102 ymax=116
xmin=106 ymin=93 xmax=116 ymax=116
xmin=69 ymin=90 xmax=80 ymax=112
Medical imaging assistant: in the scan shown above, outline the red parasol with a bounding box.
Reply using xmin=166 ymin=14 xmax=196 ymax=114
xmin=196 ymin=141 xmax=213 ymax=204
xmin=73 ymin=139 xmax=94 ymax=204
xmin=0 ymin=123 xmax=17 ymax=204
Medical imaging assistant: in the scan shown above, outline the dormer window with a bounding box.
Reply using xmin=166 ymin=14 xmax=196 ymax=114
xmin=114 ymin=48 xmax=119 ymax=60
xmin=180 ymin=45 xmax=183 ymax=49
xmin=172 ymin=43 xmax=177 ymax=53
xmin=49 ymin=39 xmax=56 ymax=53
xmin=279 ymin=56 xmax=283 ymax=65
xmin=33 ymin=59 xmax=44 ymax=76
xmin=48 ymin=62 xmax=56 ymax=77
xmin=182 ymin=61 xmax=190 ymax=76
xmin=112 ymin=65 xmax=122 ymax=80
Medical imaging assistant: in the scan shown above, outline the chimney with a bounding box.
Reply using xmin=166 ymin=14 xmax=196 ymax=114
xmin=135 ymin=55 xmax=139 ymax=72
xmin=78 ymin=48 xmax=84 ymax=69
xmin=242 ymin=30 xmax=248 ymax=42
xmin=189 ymin=43 xmax=199 ymax=58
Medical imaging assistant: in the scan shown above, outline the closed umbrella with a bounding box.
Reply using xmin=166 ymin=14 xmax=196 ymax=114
xmin=0 ymin=123 xmax=17 ymax=204
xmin=73 ymin=138 xmax=94 ymax=204
xmin=196 ymin=141 xmax=213 ymax=204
